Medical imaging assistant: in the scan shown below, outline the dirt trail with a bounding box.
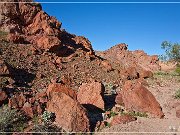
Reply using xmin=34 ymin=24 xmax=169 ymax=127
xmin=98 ymin=74 xmax=180 ymax=134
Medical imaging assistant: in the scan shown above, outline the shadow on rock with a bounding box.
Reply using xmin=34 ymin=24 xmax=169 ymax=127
xmin=104 ymin=94 xmax=117 ymax=110
xmin=82 ymin=104 xmax=104 ymax=132
xmin=6 ymin=63 xmax=35 ymax=87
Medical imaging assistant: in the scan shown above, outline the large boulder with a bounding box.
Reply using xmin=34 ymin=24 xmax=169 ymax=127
xmin=46 ymin=83 xmax=77 ymax=100
xmin=116 ymin=80 xmax=164 ymax=118
xmin=47 ymin=89 xmax=90 ymax=132
xmin=77 ymin=81 xmax=105 ymax=111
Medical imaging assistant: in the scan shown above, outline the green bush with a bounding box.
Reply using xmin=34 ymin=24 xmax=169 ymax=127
xmin=174 ymin=89 xmax=180 ymax=99
xmin=154 ymin=71 xmax=168 ymax=76
xmin=121 ymin=111 xmax=148 ymax=118
xmin=41 ymin=111 xmax=55 ymax=124
xmin=175 ymin=66 xmax=180 ymax=76
xmin=0 ymin=106 xmax=28 ymax=132
xmin=0 ymin=31 xmax=8 ymax=39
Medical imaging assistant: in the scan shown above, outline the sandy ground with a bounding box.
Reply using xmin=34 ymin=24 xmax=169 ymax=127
xmin=96 ymin=74 xmax=180 ymax=135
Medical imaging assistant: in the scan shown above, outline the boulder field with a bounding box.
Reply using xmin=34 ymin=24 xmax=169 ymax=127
xmin=0 ymin=0 xmax=166 ymax=133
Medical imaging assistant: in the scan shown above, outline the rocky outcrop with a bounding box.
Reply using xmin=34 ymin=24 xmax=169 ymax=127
xmin=0 ymin=0 xmax=94 ymax=55
xmin=116 ymin=80 xmax=164 ymax=118
xmin=47 ymin=88 xmax=90 ymax=132
xmin=77 ymin=81 xmax=105 ymax=111
xmin=96 ymin=43 xmax=160 ymax=74
xmin=159 ymin=61 xmax=177 ymax=72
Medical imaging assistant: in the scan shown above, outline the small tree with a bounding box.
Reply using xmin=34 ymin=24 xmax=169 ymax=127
xmin=160 ymin=41 xmax=180 ymax=62
xmin=160 ymin=41 xmax=180 ymax=75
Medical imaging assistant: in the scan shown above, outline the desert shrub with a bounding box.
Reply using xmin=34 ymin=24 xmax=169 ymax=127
xmin=41 ymin=111 xmax=55 ymax=124
xmin=0 ymin=31 xmax=8 ymax=37
xmin=109 ymin=111 xmax=118 ymax=118
xmin=174 ymin=89 xmax=180 ymax=99
xmin=121 ymin=111 xmax=148 ymax=118
xmin=154 ymin=71 xmax=168 ymax=76
xmin=104 ymin=121 xmax=111 ymax=128
xmin=175 ymin=64 xmax=180 ymax=76
xmin=0 ymin=106 xmax=28 ymax=132
xmin=31 ymin=124 xmax=64 ymax=133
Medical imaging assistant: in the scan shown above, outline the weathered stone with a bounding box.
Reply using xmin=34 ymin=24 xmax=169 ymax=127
xmin=22 ymin=102 xmax=34 ymax=118
xmin=47 ymin=91 xmax=90 ymax=132
xmin=110 ymin=115 xmax=136 ymax=126
xmin=46 ymin=83 xmax=77 ymax=100
xmin=119 ymin=80 xmax=164 ymax=118
xmin=77 ymin=81 xmax=105 ymax=110
xmin=120 ymin=67 xmax=139 ymax=80
xmin=176 ymin=109 xmax=180 ymax=118
xmin=115 ymin=93 xmax=124 ymax=105
xmin=139 ymin=70 xmax=153 ymax=79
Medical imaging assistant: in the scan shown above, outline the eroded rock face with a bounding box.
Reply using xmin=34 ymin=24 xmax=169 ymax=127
xmin=77 ymin=81 xmax=105 ymax=110
xmin=0 ymin=0 xmax=95 ymax=55
xmin=73 ymin=36 xmax=94 ymax=55
xmin=47 ymin=91 xmax=90 ymax=132
xmin=117 ymin=80 xmax=164 ymax=118
xmin=96 ymin=43 xmax=160 ymax=74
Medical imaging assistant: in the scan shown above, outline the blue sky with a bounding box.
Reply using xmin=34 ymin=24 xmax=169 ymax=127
xmin=39 ymin=1 xmax=180 ymax=55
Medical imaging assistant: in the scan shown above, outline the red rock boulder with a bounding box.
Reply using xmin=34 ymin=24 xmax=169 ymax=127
xmin=139 ymin=70 xmax=153 ymax=79
xmin=110 ymin=115 xmax=136 ymax=126
xmin=120 ymin=67 xmax=139 ymax=80
xmin=176 ymin=109 xmax=180 ymax=118
xmin=117 ymin=80 xmax=164 ymax=118
xmin=47 ymin=90 xmax=90 ymax=132
xmin=115 ymin=93 xmax=124 ymax=105
xmin=73 ymin=36 xmax=94 ymax=55
xmin=77 ymin=81 xmax=105 ymax=110
xmin=46 ymin=83 xmax=77 ymax=100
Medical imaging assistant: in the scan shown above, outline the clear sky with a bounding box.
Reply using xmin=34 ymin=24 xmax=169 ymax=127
xmin=38 ymin=0 xmax=180 ymax=55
